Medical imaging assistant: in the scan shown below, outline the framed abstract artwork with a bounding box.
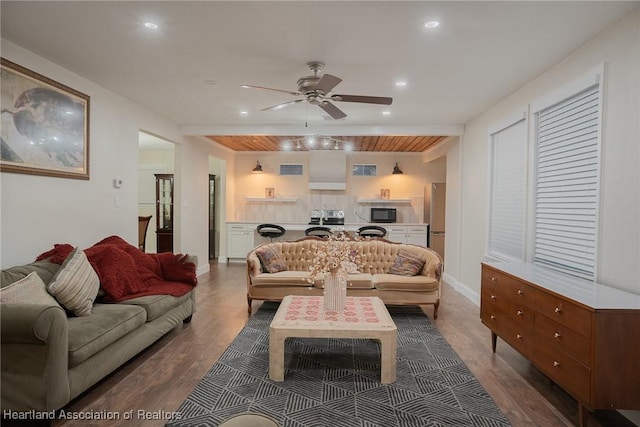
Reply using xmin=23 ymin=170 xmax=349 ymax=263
xmin=1 ymin=58 xmax=90 ymax=179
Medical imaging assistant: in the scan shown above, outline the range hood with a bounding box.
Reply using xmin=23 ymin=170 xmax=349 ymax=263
xmin=308 ymin=150 xmax=347 ymax=190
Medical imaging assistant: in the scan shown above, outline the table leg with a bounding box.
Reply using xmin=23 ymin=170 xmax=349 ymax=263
xmin=379 ymin=332 xmax=397 ymax=384
xmin=269 ymin=330 xmax=285 ymax=381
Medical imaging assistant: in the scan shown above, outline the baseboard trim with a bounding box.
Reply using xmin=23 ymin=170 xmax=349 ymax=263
xmin=443 ymin=272 xmax=480 ymax=307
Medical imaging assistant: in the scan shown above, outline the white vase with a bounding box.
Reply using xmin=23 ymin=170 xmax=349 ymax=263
xmin=323 ymin=268 xmax=347 ymax=310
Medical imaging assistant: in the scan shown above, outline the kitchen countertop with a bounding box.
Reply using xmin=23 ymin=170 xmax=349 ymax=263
xmin=227 ymin=222 xmax=429 ymax=231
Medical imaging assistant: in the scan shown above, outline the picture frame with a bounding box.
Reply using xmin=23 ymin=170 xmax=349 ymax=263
xmin=1 ymin=58 xmax=90 ymax=179
xmin=265 ymin=187 xmax=275 ymax=198
xmin=380 ymin=188 xmax=390 ymax=199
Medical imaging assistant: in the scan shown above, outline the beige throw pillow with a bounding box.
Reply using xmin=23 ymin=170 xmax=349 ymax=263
xmin=47 ymin=247 xmax=100 ymax=316
xmin=0 ymin=271 xmax=60 ymax=306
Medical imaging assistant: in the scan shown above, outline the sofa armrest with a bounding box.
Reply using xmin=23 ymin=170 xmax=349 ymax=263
xmin=247 ymin=252 xmax=262 ymax=278
xmin=1 ymin=303 xmax=71 ymax=411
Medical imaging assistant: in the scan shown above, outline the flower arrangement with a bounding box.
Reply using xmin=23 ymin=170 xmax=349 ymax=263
xmin=306 ymin=231 xmax=364 ymax=278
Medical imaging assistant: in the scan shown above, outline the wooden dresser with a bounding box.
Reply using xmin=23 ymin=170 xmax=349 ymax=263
xmin=480 ymin=262 xmax=640 ymax=426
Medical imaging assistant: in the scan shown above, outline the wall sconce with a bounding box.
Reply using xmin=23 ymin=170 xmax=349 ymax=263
xmin=252 ymin=161 xmax=263 ymax=174
xmin=392 ymin=162 xmax=403 ymax=174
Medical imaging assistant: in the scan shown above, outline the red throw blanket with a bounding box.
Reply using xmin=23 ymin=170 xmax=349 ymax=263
xmin=36 ymin=236 xmax=197 ymax=303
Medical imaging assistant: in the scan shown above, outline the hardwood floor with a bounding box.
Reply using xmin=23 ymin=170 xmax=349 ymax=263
xmin=46 ymin=261 xmax=632 ymax=427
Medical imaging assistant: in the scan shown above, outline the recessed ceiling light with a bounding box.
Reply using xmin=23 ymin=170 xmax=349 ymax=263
xmin=424 ymin=21 xmax=440 ymax=29
xmin=395 ymin=81 xmax=407 ymax=87
xmin=382 ymin=111 xmax=391 ymax=116
xmin=144 ymin=22 xmax=158 ymax=30
xmin=240 ymin=110 xmax=248 ymax=115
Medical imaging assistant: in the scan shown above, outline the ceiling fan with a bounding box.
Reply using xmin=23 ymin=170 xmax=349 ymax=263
xmin=241 ymin=61 xmax=393 ymax=120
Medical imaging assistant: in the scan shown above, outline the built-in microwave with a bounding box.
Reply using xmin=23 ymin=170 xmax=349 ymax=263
xmin=370 ymin=207 xmax=397 ymax=223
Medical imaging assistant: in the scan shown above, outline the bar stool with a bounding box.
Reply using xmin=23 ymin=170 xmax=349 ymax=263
xmin=257 ymin=224 xmax=286 ymax=242
xmin=304 ymin=226 xmax=332 ymax=239
xmin=357 ymin=225 xmax=387 ymax=238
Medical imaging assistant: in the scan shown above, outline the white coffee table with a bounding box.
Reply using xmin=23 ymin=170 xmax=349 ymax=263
xmin=269 ymin=295 xmax=397 ymax=383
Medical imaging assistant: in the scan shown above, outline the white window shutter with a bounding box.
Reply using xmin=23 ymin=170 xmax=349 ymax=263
xmin=534 ymin=85 xmax=600 ymax=280
xmin=488 ymin=118 xmax=527 ymax=261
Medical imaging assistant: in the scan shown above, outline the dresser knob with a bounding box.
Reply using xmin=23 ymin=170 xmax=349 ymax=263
xmin=516 ymin=334 xmax=523 ymax=339
xmin=491 ymin=276 xmax=497 ymax=283
xmin=553 ymin=361 xmax=560 ymax=367
xmin=517 ymin=289 xmax=524 ymax=295
xmin=490 ymin=294 xmax=497 ymax=300
xmin=554 ymin=332 xmax=562 ymax=339
xmin=490 ymin=315 xmax=496 ymax=320
xmin=554 ymin=307 xmax=562 ymax=313
xmin=517 ymin=310 xmax=524 ymax=316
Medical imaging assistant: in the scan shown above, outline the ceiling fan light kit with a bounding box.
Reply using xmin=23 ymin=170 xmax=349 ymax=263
xmin=242 ymin=61 xmax=393 ymax=120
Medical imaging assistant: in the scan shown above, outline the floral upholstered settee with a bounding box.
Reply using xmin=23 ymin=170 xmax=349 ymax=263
xmin=246 ymin=237 xmax=443 ymax=318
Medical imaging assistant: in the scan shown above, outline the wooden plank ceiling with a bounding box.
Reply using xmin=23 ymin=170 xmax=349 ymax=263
xmin=205 ymin=135 xmax=448 ymax=152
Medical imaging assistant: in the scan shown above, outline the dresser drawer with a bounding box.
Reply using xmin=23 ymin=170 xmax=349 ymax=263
xmin=498 ymin=316 xmax=534 ymax=356
xmin=534 ymin=291 xmax=592 ymax=337
xmin=482 ymin=267 xmax=537 ymax=307
xmin=535 ymin=312 xmax=591 ymax=366
xmin=533 ymin=342 xmax=591 ymax=404
xmin=481 ymin=286 xmax=512 ymax=313
xmin=481 ymin=301 xmax=508 ymax=333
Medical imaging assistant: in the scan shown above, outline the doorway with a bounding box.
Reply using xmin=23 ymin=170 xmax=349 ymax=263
xmin=138 ymin=132 xmax=175 ymax=253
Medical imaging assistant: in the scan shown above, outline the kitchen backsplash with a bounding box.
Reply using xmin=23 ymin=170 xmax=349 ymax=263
xmin=234 ymin=194 xmax=424 ymax=224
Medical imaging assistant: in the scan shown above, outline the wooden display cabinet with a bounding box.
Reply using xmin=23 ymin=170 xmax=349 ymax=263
xmin=155 ymin=173 xmax=173 ymax=253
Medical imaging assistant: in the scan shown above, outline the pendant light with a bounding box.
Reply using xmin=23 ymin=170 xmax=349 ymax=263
xmin=252 ymin=161 xmax=263 ymax=173
xmin=392 ymin=162 xmax=403 ymax=175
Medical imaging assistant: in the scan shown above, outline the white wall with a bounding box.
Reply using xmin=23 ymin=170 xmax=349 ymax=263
xmin=447 ymin=9 xmax=640 ymax=298
xmin=1 ymin=40 xmax=201 ymax=270
xmin=229 ymin=151 xmax=442 ymax=225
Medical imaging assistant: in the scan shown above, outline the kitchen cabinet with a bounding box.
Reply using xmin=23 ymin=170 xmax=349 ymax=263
xmin=386 ymin=225 xmax=428 ymax=246
xmin=155 ymin=174 xmax=173 ymax=253
xmin=227 ymin=223 xmax=255 ymax=259
xmin=481 ymin=262 xmax=640 ymax=427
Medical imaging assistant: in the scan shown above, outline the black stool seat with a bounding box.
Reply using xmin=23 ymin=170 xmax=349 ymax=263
xmin=257 ymin=224 xmax=286 ymax=241
xmin=357 ymin=225 xmax=387 ymax=238
xmin=305 ymin=226 xmax=332 ymax=239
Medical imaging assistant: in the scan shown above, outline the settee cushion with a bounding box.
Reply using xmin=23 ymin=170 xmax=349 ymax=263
xmin=0 ymin=272 xmax=61 ymax=307
xmin=119 ymin=292 xmax=192 ymax=321
xmin=67 ymin=303 xmax=146 ymax=367
xmin=48 ymin=247 xmax=100 ymax=317
xmin=346 ymin=273 xmax=375 ymax=289
xmin=387 ymin=250 xmax=426 ymax=276
xmin=255 ymin=246 xmax=288 ymax=273
xmin=373 ymin=274 xmax=439 ymax=292
xmin=251 ymin=271 xmax=312 ymax=287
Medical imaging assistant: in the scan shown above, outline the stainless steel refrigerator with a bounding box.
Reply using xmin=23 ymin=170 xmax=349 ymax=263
xmin=429 ymin=183 xmax=446 ymax=260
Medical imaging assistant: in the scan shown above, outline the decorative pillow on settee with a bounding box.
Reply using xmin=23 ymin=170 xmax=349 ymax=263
xmin=387 ymin=250 xmax=426 ymax=276
xmin=255 ymin=246 xmax=288 ymax=273
xmin=0 ymin=271 xmax=61 ymax=307
xmin=47 ymin=247 xmax=100 ymax=316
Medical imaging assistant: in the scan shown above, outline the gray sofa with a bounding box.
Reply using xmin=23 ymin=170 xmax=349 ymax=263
xmin=0 ymin=257 xmax=196 ymax=414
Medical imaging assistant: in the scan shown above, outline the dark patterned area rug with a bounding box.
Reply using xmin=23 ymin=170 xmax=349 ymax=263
xmin=167 ymin=303 xmax=510 ymax=427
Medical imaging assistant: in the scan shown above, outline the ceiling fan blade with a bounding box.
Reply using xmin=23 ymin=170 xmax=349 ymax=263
xmin=314 ymin=74 xmax=342 ymax=94
xmin=241 ymin=84 xmax=301 ymax=96
xmin=261 ymin=99 xmax=305 ymax=111
xmin=331 ymin=94 xmax=393 ymax=105
xmin=319 ymin=101 xmax=347 ymax=120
